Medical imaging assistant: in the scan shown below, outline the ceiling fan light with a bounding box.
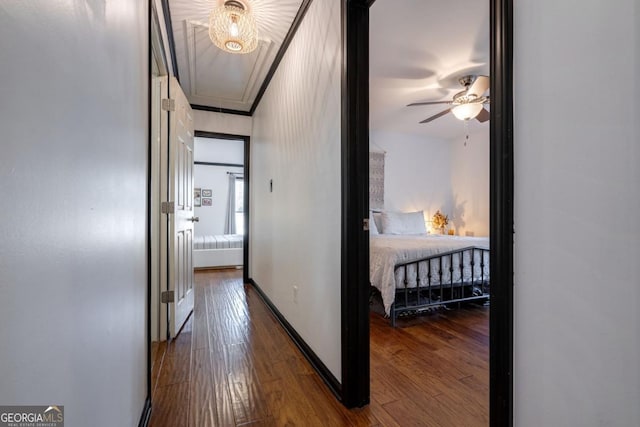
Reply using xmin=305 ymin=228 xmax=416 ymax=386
xmin=209 ymin=1 xmax=258 ymax=54
xmin=452 ymin=103 xmax=483 ymax=121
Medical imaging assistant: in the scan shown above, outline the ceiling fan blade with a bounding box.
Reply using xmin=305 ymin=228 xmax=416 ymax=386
xmin=475 ymin=107 xmax=490 ymax=123
xmin=420 ymin=108 xmax=451 ymax=123
xmin=407 ymin=100 xmax=452 ymax=107
xmin=467 ymin=75 xmax=490 ymax=97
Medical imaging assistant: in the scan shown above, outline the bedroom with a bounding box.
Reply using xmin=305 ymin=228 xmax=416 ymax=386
xmin=365 ymin=0 xmax=492 ymax=420
xmin=368 ymin=0 xmax=490 ymax=322
xmin=192 ymin=134 xmax=247 ymax=270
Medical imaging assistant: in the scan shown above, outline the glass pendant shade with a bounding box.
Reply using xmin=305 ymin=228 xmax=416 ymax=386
xmin=451 ymin=103 xmax=483 ymax=121
xmin=209 ymin=1 xmax=258 ymax=54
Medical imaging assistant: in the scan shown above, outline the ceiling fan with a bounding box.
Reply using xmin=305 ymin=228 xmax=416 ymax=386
xmin=408 ymin=75 xmax=490 ymax=123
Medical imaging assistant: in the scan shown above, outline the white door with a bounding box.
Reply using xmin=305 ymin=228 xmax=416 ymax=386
xmin=167 ymin=76 xmax=195 ymax=338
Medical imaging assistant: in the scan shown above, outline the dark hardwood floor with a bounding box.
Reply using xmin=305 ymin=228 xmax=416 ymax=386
xmin=149 ymin=269 xmax=488 ymax=426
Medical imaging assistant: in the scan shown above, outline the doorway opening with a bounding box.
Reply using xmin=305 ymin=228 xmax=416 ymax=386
xmin=192 ymin=131 xmax=250 ymax=282
xmin=341 ymin=0 xmax=514 ymax=424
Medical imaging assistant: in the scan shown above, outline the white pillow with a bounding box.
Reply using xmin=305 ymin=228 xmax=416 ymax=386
xmin=380 ymin=211 xmax=427 ymax=235
xmin=369 ymin=212 xmax=379 ymax=235
xmin=372 ymin=212 xmax=383 ymax=233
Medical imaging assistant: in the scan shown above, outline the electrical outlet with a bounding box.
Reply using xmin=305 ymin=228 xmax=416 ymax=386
xmin=465 ymin=231 xmax=475 ymax=237
xmin=293 ymin=285 xmax=298 ymax=303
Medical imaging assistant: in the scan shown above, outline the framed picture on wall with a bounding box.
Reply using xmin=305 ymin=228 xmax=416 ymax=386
xmin=202 ymin=189 xmax=212 ymax=197
xmin=202 ymin=197 xmax=212 ymax=206
xmin=194 ymin=188 xmax=201 ymax=207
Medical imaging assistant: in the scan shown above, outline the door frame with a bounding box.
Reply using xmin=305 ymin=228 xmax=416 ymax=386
xmin=149 ymin=1 xmax=171 ymax=344
xmin=143 ymin=1 xmax=170 ymax=424
xmin=193 ymin=130 xmax=251 ymax=282
xmin=341 ymin=1 xmax=514 ymax=425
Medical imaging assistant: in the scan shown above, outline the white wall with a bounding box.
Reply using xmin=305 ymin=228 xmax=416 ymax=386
xmin=194 ymin=110 xmax=252 ymax=136
xmin=450 ymin=129 xmax=490 ymax=236
xmin=514 ymin=0 xmax=640 ymax=425
xmin=0 ymin=1 xmax=148 ymax=426
xmin=370 ymin=130 xmax=453 ymax=231
xmin=250 ymin=0 xmax=342 ymax=380
xmin=371 ymin=128 xmax=490 ymax=237
xmin=195 ymin=136 xmax=244 ymax=164
xmin=194 ymin=137 xmax=244 ymax=236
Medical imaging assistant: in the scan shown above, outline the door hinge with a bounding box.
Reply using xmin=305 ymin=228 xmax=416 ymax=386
xmin=363 ymin=218 xmax=370 ymax=231
xmin=161 ymin=201 xmax=175 ymax=214
xmin=161 ymin=98 xmax=175 ymax=112
xmin=161 ymin=290 xmax=175 ymax=304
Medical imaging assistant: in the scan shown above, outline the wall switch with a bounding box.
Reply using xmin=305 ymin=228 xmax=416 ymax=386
xmin=293 ymin=285 xmax=298 ymax=303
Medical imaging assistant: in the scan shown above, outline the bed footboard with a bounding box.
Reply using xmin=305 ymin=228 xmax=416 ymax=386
xmin=390 ymin=246 xmax=489 ymax=326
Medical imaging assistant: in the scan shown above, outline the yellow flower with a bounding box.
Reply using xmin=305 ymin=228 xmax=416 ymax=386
xmin=432 ymin=210 xmax=449 ymax=229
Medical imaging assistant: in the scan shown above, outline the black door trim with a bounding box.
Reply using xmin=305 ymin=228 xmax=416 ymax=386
xmin=193 ymin=130 xmax=251 ymax=283
xmin=340 ymin=0 xmax=371 ymax=408
xmin=489 ymin=0 xmax=514 ymax=424
xmin=341 ymin=0 xmax=514 ymax=423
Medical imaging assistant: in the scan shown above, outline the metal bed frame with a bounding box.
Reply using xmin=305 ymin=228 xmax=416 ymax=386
xmin=388 ymin=246 xmax=490 ymax=327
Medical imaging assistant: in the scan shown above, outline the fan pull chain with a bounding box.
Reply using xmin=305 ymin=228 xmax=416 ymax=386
xmin=464 ymin=120 xmax=469 ymax=146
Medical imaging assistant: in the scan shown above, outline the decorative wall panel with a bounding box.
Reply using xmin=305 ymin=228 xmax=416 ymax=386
xmin=369 ymin=151 xmax=385 ymax=210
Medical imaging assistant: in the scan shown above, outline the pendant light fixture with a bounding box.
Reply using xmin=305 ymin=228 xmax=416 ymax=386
xmin=209 ymin=0 xmax=258 ymax=54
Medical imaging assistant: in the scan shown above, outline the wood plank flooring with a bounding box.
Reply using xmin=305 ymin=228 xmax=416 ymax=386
xmin=149 ymin=269 xmax=488 ymax=426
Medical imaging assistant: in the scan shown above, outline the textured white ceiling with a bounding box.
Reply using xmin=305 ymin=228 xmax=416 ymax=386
xmin=168 ymin=0 xmax=303 ymax=111
xmin=370 ymin=0 xmax=490 ymax=140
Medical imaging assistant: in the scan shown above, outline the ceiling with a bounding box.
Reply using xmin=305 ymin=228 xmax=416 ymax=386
xmin=370 ymin=0 xmax=490 ymax=140
xmin=167 ymin=0 xmax=304 ymax=112
xmin=165 ymin=0 xmax=488 ymax=139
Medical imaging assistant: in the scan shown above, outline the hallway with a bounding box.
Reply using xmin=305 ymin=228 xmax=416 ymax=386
xmin=149 ymin=270 xmax=488 ymax=426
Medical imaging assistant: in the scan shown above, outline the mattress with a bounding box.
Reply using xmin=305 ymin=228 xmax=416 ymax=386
xmin=370 ymin=234 xmax=490 ymax=315
xmin=193 ymin=234 xmax=243 ymax=250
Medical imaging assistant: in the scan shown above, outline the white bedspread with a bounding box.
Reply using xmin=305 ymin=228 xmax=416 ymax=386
xmin=370 ymin=234 xmax=490 ymax=315
xmin=193 ymin=234 xmax=243 ymax=250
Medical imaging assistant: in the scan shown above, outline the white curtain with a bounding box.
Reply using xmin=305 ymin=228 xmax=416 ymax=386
xmin=225 ymin=173 xmax=236 ymax=234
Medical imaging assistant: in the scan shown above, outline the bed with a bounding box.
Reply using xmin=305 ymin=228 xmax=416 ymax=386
xmin=193 ymin=234 xmax=243 ymax=268
xmin=369 ymin=211 xmax=490 ymax=326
